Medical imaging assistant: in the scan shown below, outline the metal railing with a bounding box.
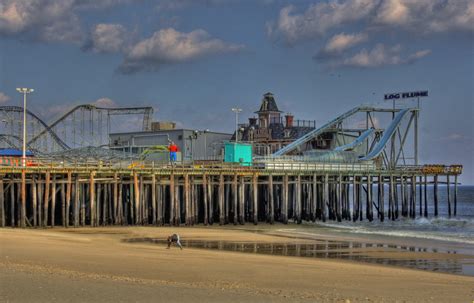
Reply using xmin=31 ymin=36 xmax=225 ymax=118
xmin=0 ymin=156 xmax=463 ymax=175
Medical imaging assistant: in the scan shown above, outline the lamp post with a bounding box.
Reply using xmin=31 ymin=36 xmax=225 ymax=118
xmin=16 ymin=87 xmax=34 ymax=167
xmin=231 ymin=108 xmax=242 ymax=142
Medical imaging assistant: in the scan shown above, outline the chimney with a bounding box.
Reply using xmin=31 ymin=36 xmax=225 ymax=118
xmin=285 ymin=113 xmax=294 ymax=128
xmin=249 ymin=117 xmax=257 ymax=126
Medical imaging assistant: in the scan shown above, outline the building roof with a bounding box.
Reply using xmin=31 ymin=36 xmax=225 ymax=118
xmin=110 ymin=129 xmax=232 ymax=136
xmin=0 ymin=149 xmax=34 ymax=157
xmin=255 ymin=92 xmax=282 ymax=113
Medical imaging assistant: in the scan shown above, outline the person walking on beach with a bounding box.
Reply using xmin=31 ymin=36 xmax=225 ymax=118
xmin=168 ymin=141 xmax=179 ymax=165
xmin=167 ymin=233 xmax=183 ymax=250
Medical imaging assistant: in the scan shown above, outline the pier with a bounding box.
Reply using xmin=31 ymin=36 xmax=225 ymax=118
xmin=0 ymin=100 xmax=465 ymax=228
xmin=0 ymin=162 xmax=462 ymax=228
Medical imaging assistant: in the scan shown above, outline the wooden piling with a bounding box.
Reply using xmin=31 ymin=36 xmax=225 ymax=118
xmin=118 ymin=182 xmax=123 ymax=225
xmin=322 ymin=174 xmax=328 ymax=222
xmin=336 ymin=175 xmax=342 ymax=222
xmin=96 ymin=182 xmax=101 ymax=226
xmin=424 ymin=175 xmax=428 ymax=217
xmin=239 ymin=176 xmax=245 ymax=224
xmin=233 ymin=174 xmax=238 ymax=224
xmin=353 ymin=176 xmax=357 ymax=222
xmin=219 ymin=174 xmax=225 ymax=225
xmin=20 ymin=170 xmax=26 ymax=228
xmin=74 ymin=176 xmax=80 ymax=227
xmin=367 ymin=175 xmax=373 ymax=221
xmin=184 ymin=174 xmax=190 ymax=225
xmin=389 ymin=175 xmax=395 ymax=221
xmin=10 ymin=179 xmax=14 ymax=227
xmin=454 ymin=174 xmax=458 ymax=216
xmin=66 ymin=172 xmax=71 ymax=227
xmin=50 ymin=176 xmax=56 ymax=227
xmin=0 ymin=177 xmax=4 ymax=227
xmin=202 ymin=174 xmax=208 ymax=225
xmin=60 ymin=182 xmax=65 ymax=227
xmin=252 ymin=173 xmax=258 ymax=225
xmin=434 ymin=175 xmax=439 ymax=217
xmin=447 ymin=175 xmax=451 ymax=217
xmin=282 ymin=174 xmax=288 ymax=224
xmin=411 ymin=176 xmax=416 ymax=219
xmin=170 ymin=174 xmax=176 ymax=225
xmin=357 ymin=177 xmax=363 ymax=221
xmin=44 ymin=172 xmax=50 ymax=227
xmin=312 ymin=174 xmax=317 ymax=221
xmin=401 ymin=176 xmax=406 ymax=217
xmin=295 ymin=175 xmax=302 ymax=224
xmin=208 ymin=175 xmax=213 ymax=225
xmin=90 ymin=172 xmax=96 ymax=226
xmin=151 ymin=174 xmax=156 ymax=225
xmin=133 ymin=173 xmax=139 ymax=225
xmin=268 ymin=174 xmax=274 ymax=224
xmin=80 ymin=183 xmax=85 ymax=226
xmin=419 ymin=176 xmax=423 ymax=217
xmin=31 ymin=177 xmax=36 ymax=227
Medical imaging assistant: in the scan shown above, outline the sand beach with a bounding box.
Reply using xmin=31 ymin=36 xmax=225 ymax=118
xmin=1 ymin=226 xmax=472 ymax=302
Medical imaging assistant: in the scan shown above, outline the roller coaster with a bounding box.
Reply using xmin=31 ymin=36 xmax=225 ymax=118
xmin=0 ymin=104 xmax=153 ymax=155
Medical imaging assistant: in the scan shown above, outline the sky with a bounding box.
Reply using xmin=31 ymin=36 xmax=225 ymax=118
xmin=0 ymin=0 xmax=473 ymax=184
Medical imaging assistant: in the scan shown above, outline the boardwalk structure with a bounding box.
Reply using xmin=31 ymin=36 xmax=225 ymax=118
xmin=0 ymin=104 xmax=463 ymax=228
xmin=0 ymin=162 xmax=462 ymax=228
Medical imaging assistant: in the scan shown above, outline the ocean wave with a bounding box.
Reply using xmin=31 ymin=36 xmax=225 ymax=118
xmin=277 ymin=225 xmax=474 ymax=245
xmin=280 ymin=217 xmax=474 ymax=245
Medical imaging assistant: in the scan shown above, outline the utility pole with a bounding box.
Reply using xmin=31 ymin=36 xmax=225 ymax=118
xmin=231 ymin=108 xmax=242 ymax=142
xmin=16 ymin=88 xmax=34 ymax=167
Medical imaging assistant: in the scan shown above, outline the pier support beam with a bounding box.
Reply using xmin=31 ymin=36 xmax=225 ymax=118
xmin=219 ymin=174 xmax=225 ymax=225
xmin=252 ymin=174 xmax=258 ymax=225
xmin=282 ymin=174 xmax=288 ymax=224
xmin=434 ymin=175 xmax=439 ymax=217
xmin=268 ymin=174 xmax=274 ymax=224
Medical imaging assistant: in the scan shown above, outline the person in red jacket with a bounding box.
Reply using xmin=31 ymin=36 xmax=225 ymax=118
xmin=168 ymin=141 xmax=179 ymax=164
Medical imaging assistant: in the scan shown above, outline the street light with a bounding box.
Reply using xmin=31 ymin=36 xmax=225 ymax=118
xmin=231 ymin=108 xmax=242 ymax=142
xmin=16 ymin=87 xmax=34 ymax=167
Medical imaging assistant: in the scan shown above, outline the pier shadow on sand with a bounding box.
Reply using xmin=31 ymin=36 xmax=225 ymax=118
xmin=123 ymin=237 xmax=474 ymax=276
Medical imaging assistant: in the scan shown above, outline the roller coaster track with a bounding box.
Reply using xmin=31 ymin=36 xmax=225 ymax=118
xmin=0 ymin=106 xmax=70 ymax=150
xmin=0 ymin=134 xmax=39 ymax=153
xmin=27 ymin=104 xmax=153 ymax=148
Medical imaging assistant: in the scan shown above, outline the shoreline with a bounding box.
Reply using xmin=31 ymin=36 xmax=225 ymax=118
xmin=1 ymin=226 xmax=473 ymax=302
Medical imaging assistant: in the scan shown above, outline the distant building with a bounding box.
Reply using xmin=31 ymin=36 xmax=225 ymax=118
xmin=109 ymin=125 xmax=231 ymax=161
xmin=234 ymin=92 xmax=326 ymax=155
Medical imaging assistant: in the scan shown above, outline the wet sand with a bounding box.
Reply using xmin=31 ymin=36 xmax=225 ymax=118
xmin=1 ymin=227 xmax=473 ymax=302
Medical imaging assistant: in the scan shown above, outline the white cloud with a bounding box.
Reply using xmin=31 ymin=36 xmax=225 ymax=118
xmin=334 ymin=44 xmax=430 ymax=68
xmin=0 ymin=92 xmax=10 ymax=104
xmin=269 ymin=0 xmax=474 ymax=44
xmin=93 ymin=97 xmax=117 ymax=107
xmin=84 ymin=23 xmax=130 ymax=53
xmin=0 ymin=0 xmax=83 ymax=43
xmin=373 ymin=0 xmax=474 ymax=33
xmin=119 ymin=28 xmax=244 ymax=74
xmin=268 ymin=1 xmax=378 ymax=45
xmin=316 ymin=32 xmax=368 ymax=59
xmin=0 ymin=0 xmax=134 ymax=43
xmin=155 ymin=0 xmax=272 ymax=12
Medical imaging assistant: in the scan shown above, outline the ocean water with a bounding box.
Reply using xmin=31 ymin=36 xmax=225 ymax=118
xmin=311 ymin=185 xmax=474 ymax=245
